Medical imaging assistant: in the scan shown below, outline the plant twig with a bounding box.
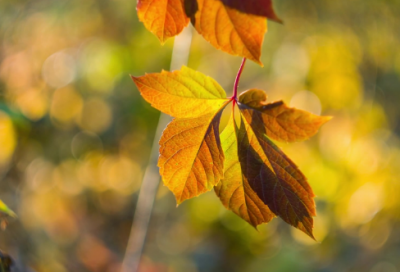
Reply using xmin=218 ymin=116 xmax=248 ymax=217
xmin=121 ymin=26 xmax=193 ymax=272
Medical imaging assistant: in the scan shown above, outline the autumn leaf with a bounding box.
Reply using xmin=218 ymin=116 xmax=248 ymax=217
xmin=239 ymin=89 xmax=332 ymax=142
xmin=136 ymin=0 xmax=282 ymax=64
xmin=137 ymin=0 xmax=190 ymax=43
xmin=238 ymin=112 xmax=316 ymax=238
xmin=132 ymin=66 xmax=228 ymax=118
xmin=220 ymin=0 xmax=283 ymax=23
xmin=158 ymin=103 xmax=229 ymax=204
xmin=215 ymin=113 xmax=275 ymax=227
xmin=192 ymin=0 xmax=267 ymax=64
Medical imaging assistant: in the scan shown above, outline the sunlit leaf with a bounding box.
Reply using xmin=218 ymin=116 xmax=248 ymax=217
xmin=239 ymin=89 xmax=332 ymax=142
xmin=137 ymin=0 xmax=190 ymax=43
xmin=237 ymin=113 xmax=316 ymax=238
xmin=158 ymin=101 xmax=229 ymax=204
xmin=132 ymin=66 xmax=228 ymax=118
xmin=215 ymin=113 xmax=275 ymax=227
xmin=192 ymin=0 xmax=267 ymax=64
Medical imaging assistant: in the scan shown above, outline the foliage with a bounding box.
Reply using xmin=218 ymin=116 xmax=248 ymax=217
xmin=137 ymin=0 xmax=281 ymax=64
xmin=133 ymin=61 xmax=330 ymax=238
xmin=1 ymin=0 xmax=400 ymax=271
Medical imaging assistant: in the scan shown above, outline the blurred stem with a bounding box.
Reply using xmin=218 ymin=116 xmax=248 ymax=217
xmin=121 ymin=26 xmax=193 ymax=272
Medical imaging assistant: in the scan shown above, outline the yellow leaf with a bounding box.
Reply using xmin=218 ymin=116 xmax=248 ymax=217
xmin=158 ymin=101 xmax=229 ymax=204
xmin=132 ymin=66 xmax=228 ymax=118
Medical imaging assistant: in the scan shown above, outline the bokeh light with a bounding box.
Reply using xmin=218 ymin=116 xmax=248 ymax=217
xmin=0 ymin=0 xmax=400 ymax=271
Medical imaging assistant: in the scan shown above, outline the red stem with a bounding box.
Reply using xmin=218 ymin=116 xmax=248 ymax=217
xmin=231 ymin=58 xmax=247 ymax=105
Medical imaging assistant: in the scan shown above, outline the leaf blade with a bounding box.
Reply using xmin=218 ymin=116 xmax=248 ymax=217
xmin=221 ymin=0 xmax=283 ymax=23
xmin=132 ymin=66 xmax=228 ymax=118
xmin=237 ymin=113 xmax=316 ymax=238
xmin=137 ymin=0 xmax=190 ymax=43
xmin=215 ymin=113 xmax=275 ymax=227
xmin=158 ymin=101 xmax=229 ymax=204
xmin=193 ymin=0 xmax=267 ymax=64
xmin=239 ymin=89 xmax=332 ymax=142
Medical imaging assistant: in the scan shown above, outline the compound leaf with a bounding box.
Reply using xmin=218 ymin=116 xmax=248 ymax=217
xmin=239 ymin=89 xmax=332 ymax=142
xmin=137 ymin=0 xmax=190 ymax=43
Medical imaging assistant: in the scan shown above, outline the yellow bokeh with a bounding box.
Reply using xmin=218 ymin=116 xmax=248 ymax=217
xmin=0 ymin=111 xmax=17 ymax=165
xmin=50 ymin=86 xmax=83 ymax=126
xmin=78 ymin=97 xmax=112 ymax=133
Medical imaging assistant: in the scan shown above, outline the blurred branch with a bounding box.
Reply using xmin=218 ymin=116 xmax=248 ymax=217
xmin=121 ymin=26 xmax=193 ymax=272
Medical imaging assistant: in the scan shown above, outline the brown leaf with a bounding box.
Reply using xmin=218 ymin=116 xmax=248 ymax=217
xmin=239 ymin=89 xmax=332 ymax=142
xmin=215 ymin=113 xmax=275 ymax=227
xmin=220 ymin=0 xmax=283 ymax=23
xmin=137 ymin=0 xmax=190 ymax=43
xmin=236 ymin=113 xmax=316 ymax=238
xmin=158 ymin=102 xmax=229 ymax=204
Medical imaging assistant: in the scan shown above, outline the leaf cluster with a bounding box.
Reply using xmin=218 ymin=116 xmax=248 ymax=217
xmin=137 ymin=0 xmax=282 ymax=64
xmin=133 ymin=67 xmax=331 ymax=238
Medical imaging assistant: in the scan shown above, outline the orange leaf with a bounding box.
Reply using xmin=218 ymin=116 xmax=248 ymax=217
xmin=137 ymin=0 xmax=190 ymax=43
xmin=215 ymin=113 xmax=275 ymax=227
xmin=132 ymin=66 xmax=228 ymax=118
xmin=158 ymin=101 xmax=229 ymax=204
xmin=192 ymin=0 xmax=267 ymax=64
xmin=239 ymin=89 xmax=332 ymax=142
xmin=237 ymin=112 xmax=316 ymax=238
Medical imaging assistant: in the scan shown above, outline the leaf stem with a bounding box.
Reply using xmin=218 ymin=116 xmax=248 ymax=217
xmin=231 ymin=58 xmax=247 ymax=104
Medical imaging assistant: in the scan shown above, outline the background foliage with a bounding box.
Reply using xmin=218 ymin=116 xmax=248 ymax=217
xmin=1 ymin=0 xmax=400 ymax=271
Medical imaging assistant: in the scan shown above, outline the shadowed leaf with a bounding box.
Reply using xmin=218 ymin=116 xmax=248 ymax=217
xmin=221 ymin=0 xmax=282 ymax=23
xmin=192 ymin=0 xmax=267 ymax=64
xmin=215 ymin=113 xmax=275 ymax=227
xmin=237 ymin=113 xmax=316 ymax=238
xmin=132 ymin=66 xmax=228 ymax=118
xmin=239 ymin=89 xmax=332 ymax=142
xmin=158 ymin=102 xmax=229 ymax=204
xmin=137 ymin=0 xmax=190 ymax=43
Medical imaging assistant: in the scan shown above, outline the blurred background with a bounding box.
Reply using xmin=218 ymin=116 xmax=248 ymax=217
xmin=0 ymin=0 xmax=400 ymax=271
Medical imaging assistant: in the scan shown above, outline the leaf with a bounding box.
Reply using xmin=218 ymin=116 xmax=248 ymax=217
xmin=215 ymin=113 xmax=275 ymax=227
xmin=158 ymin=101 xmax=229 ymax=204
xmin=239 ymin=89 xmax=332 ymax=142
xmin=137 ymin=0 xmax=190 ymax=43
xmin=236 ymin=113 xmax=316 ymax=238
xmin=220 ymin=0 xmax=283 ymax=23
xmin=192 ymin=0 xmax=267 ymax=64
xmin=0 ymin=200 xmax=16 ymax=218
xmin=132 ymin=66 xmax=228 ymax=118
